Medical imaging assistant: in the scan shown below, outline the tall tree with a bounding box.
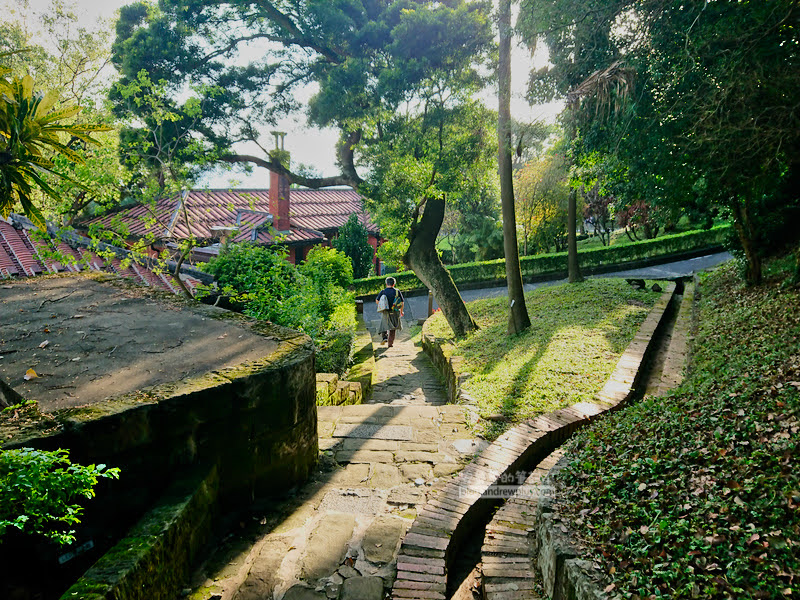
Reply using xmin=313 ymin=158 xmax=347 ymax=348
xmin=111 ymin=0 xmax=494 ymax=336
xmin=519 ymin=0 xmax=800 ymax=285
xmin=361 ymin=100 xmax=497 ymax=337
xmin=498 ymin=0 xmax=530 ymax=333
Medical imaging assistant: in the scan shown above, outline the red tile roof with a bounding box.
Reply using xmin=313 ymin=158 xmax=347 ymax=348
xmin=82 ymin=188 xmax=380 ymax=245
xmin=1 ymin=217 xmax=208 ymax=297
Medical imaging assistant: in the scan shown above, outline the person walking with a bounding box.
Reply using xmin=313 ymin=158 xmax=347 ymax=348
xmin=376 ymin=277 xmax=404 ymax=348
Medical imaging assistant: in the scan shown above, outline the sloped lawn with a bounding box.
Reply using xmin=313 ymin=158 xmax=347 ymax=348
xmin=556 ymin=259 xmax=800 ymax=599
xmin=423 ymin=278 xmax=661 ymax=438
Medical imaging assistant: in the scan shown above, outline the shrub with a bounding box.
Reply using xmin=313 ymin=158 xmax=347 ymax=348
xmin=206 ymin=243 xmax=357 ymax=374
xmin=0 ymin=448 xmax=119 ymax=546
xmin=351 ymin=224 xmax=731 ymax=296
xmin=298 ymin=246 xmax=353 ymax=289
xmin=333 ymin=214 xmax=375 ymax=279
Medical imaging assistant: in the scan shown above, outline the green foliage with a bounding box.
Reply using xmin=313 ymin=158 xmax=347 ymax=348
xmin=332 ymin=215 xmax=373 ymax=279
xmin=298 ymin=245 xmax=353 ymax=290
xmin=206 ymin=243 xmax=356 ymax=373
xmin=518 ymin=0 xmax=800 ymax=284
xmin=515 ymin=148 xmax=571 ymax=255
xmin=360 ymin=99 xmax=499 ymax=244
xmin=0 ymin=3 xmax=123 ymax=226
xmin=352 ymin=225 xmax=730 ymax=296
xmin=556 ymin=259 xmax=800 ymax=599
xmin=109 ymin=0 xmax=494 ymax=187
xmin=424 ymin=279 xmax=658 ymax=439
xmin=0 ymin=447 xmax=120 ymax=546
xmin=0 ymin=68 xmax=110 ymax=229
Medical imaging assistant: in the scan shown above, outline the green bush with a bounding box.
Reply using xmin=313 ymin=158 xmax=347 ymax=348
xmin=0 ymin=448 xmax=119 ymax=546
xmin=298 ymin=246 xmax=353 ymax=289
xmin=206 ymin=243 xmax=357 ymax=374
xmin=351 ymin=224 xmax=730 ymax=296
xmin=333 ymin=214 xmax=375 ymax=279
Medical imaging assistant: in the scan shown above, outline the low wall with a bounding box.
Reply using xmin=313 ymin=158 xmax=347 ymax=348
xmin=316 ymin=317 xmax=375 ymax=406
xmin=2 ymin=320 xmax=317 ymax=599
xmin=394 ymin=285 xmax=678 ymax=599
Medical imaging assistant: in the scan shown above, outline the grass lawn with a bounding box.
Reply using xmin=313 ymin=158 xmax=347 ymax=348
xmin=422 ymin=278 xmax=661 ymax=438
xmin=555 ymin=257 xmax=800 ymax=599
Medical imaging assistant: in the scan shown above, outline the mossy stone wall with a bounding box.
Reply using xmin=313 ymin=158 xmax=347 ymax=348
xmin=2 ymin=324 xmax=317 ymax=598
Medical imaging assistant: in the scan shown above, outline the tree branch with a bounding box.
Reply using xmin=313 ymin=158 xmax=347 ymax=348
xmin=252 ymin=1 xmax=343 ymax=63
xmin=218 ymin=153 xmax=361 ymax=189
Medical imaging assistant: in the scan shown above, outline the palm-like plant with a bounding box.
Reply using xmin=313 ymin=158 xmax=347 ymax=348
xmin=0 ymin=61 xmax=108 ymax=229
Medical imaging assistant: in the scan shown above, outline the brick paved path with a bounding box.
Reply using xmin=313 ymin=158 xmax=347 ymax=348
xmin=192 ymin=322 xmax=482 ymax=600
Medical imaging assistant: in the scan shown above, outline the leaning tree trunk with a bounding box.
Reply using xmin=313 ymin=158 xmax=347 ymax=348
xmin=498 ymin=0 xmax=531 ymax=335
xmin=404 ymin=195 xmax=478 ymax=338
xmin=731 ymin=199 xmax=762 ymax=285
xmin=567 ymin=188 xmax=583 ymax=283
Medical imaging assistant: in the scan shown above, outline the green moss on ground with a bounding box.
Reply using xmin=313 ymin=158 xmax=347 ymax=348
xmin=556 ymin=259 xmax=800 ymax=599
xmin=425 ymin=279 xmax=660 ymax=438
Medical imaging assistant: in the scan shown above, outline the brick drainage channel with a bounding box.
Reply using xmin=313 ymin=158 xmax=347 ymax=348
xmin=393 ymin=279 xmax=693 ymax=600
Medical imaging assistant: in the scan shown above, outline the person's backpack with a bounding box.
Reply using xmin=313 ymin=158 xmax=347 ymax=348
xmin=377 ymin=294 xmax=389 ymax=312
xmin=392 ymin=294 xmax=403 ymax=312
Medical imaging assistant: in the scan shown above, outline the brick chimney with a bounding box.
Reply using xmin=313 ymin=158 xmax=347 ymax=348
xmin=269 ymin=131 xmax=291 ymax=232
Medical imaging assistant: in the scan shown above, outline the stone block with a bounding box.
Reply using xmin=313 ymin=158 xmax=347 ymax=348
xmin=283 ymin=585 xmax=327 ymax=600
xmin=327 ymin=464 xmax=371 ymax=488
xmin=232 ymin=535 xmax=292 ymax=600
xmin=554 ymin=559 xmax=609 ymax=600
xmin=432 ymin=463 xmax=463 ymax=478
xmin=300 ymin=513 xmax=356 ymax=580
xmin=399 ymin=463 xmax=433 ymax=482
xmin=316 ymin=373 xmax=339 ymax=405
xmin=369 ymin=463 xmax=403 ymax=489
xmin=340 ymin=576 xmax=384 ymax=600
xmin=362 ymin=516 xmax=408 ymax=564
xmin=335 ymin=450 xmax=394 ymax=464
xmin=537 ymin=513 xmax=578 ymax=599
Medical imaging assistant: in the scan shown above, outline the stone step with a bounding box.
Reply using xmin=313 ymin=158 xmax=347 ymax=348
xmin=479 ymin=448 xmax=563 ymax=600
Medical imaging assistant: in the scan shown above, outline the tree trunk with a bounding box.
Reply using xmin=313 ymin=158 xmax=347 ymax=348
xmin=498 ymin=0 xmax=531 ymax=334
xmin=731 ymin=199 xmax=762 ymax=285
xmin=567 ymin=188 xmax=583 ymax=283
xmin=404 ymin=195 xmax=477 ymax=338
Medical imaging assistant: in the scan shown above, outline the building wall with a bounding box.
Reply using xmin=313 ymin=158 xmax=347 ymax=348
xmin=368 ymin=234 xmax=382 ymax=275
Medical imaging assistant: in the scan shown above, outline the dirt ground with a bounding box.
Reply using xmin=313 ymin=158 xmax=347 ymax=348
xmin=0 ymin=273 xmax=280 ymax=412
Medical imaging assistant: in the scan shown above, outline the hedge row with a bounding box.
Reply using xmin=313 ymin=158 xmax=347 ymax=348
xmin=353 ymin=225 xmax=730 ymax=297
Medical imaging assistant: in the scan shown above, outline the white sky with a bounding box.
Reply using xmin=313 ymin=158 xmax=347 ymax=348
xmin=18 ymin=0 xmax=561 ymax=188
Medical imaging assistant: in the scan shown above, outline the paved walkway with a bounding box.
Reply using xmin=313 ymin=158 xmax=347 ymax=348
xmin=194 ymin=325 xmax=482 ymax=600
xmin=368 ymin=326 xmax=447 ymax=406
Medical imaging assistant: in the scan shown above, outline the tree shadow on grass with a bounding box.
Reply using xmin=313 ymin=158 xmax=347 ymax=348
xmin=452 ymin=280 xmax=660 ymax=427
